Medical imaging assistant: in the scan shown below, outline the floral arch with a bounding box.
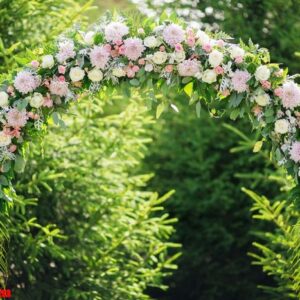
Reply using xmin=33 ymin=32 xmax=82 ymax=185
xmin=0 ymin=12 xmax=300 ymax=212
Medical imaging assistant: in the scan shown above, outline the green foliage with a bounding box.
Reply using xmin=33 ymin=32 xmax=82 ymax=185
xmin=7 ymin=97 xmax=178 ymax=299
xmin=244 ymin=188 xmax=300 ymax=298
xmin=0 ymin=0 xmax=93 ymax=73
xmin=141 ymin=99 xmax=279 ymax=300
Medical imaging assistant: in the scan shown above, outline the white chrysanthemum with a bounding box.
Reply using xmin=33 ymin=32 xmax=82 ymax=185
xmin=209 ymin=50 xmax=224 ymax=67
xmin=0 ymin=131 xmax=11 ymax=147
xmin=274 ymin=119 xmax=289 ymax=134
xmin=255 ymin=65 xmax=271 ymax=81
xmin=69 ymin=67 xmax=85 ymax=82
xmin=255 ymin=92 xmax=270 ymax=106
xmin=144 ymin=36 xmax=159 ymax=48
xmin=88 ymin=69 xmax=103 ymax=82
xmin=196 ymin=30 xmax=210 ymax=45
xmin=0 ymin=92 xmax=9 ymax=107
xmin=202 ymin=69 xmax=217 ymax=83
xmin=105 ymin=22 xmax=129 ymax=42
xmin=30 ymin=92 xmax=44 ymax=108
xmin=41 ymin=55 xmax=55 ymax=69
xmin=230 ymin=46 xmax=245 ymax=59
xmin=152 ymin=51 xmax=168 ymax=64
xmin=84 ymin=31 xmax=95 ymax=45
xmin=112 ymin=68 xmax=126 ymax=77
xmin=162 ymin=24 xmax=185 ymax=47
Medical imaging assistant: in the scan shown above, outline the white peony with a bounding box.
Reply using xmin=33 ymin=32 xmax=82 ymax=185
xmin=84 ymin=31 xmax=95 ymax=45
xmin=0 ymin=131 xmax=11 ymax=147
xmin=69 ymin=67 xmax=85 ymax=82
xmin=29 ymin=92 xmax=44 ymax=108
xmin=274 ymin=119 xmax=289 ymax=134
xmin=145 ymin=64 xmax=154 ymax=72
xmin=144 ymin=36 xmax=158 ymax=48
xmin=230 ymin=46 xmax=245 ymax=59
xmin=152 ymin=51 xmax=168 ymax=65
xmin=174 ymin=51 xmax=186 ymax=63
xmin=209 ymin=50 xmax=224 ymax=67
xmin=112 ymin=67 xmax=126 ymax=77
xmin=255 ymin=92 xmax=270 ymax=106
xmin=202 ymin=69 xmax=217 ymax=83
xmin=41 ymin=55 xmax=55 ymax=69
xmin=196 ymin=30 xmax=210 ymax=45
xmin=88 ymin=69 xmax=103 ymax=82
xmin=0 ymin=91 xmax=9 ymax=107
xmin=255 ymin=65 xmax=271 ymax=81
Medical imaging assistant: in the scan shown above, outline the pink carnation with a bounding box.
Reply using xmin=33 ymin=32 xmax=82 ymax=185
xmin=123 ymin=38 xmax=145 ymax=61
xmin=163 ymin=24 xmax=185 ymax=47
xmin=290 ymin=141 xmax=300 ymax=162
xmin=281 ymin=82 xmax=300 ymax=109
xmin=90 ymin=46 xmax=110 ymax=70
xmin=56 ymin=40 xmax=76 ymax=63
xmin=49 ymin=77 xmax=69 ymax=97
xmin=231 ymin=70 xmax=251 ymax=93
xmin=14 ymin=71 xmax=40 ymax=94
xmin=6 ymin=108 xmax=28 ymax=128
xmin=178 ymin=60 xmax=200 ymax=77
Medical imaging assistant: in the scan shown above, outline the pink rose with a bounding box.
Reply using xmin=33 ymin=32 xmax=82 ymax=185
xmin=202 ymin=43 xmax=212 ymax=53
xmin=58 ymin=65 xmax=66 ymax=74
xmin=31 ymin=60 xmax=40 ymax=69
xmin=274 ymin=87 xmax=284 ymax=98
xmin=235 ymin=56 xmax=243 ymax=64
xmin=214 ymin=66 xmax=224 ymax=75
xmin=165 ymin=65 xmax=174 ymax=73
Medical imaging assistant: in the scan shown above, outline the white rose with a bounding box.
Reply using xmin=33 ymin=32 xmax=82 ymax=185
xmin=29 ymin=92 xmax=44 ymax=108
xmin=144 ymin=36 xmax=158 ymax=48
xmin=230 ymin=46 xmax=245 ymax=59
xmin=255 ymin=65 xmax=271 ymax=81
xmin=275 ymin=119 xmax=289 ymax=134
xmin=255 ymin=92 xmax=270 ymax=106
xmin=0 ymin=91 xmax=9 ymax=107
xmin=41 ymin=55 xmax=54 ymax=69
xmin=175 ymin=51 xmax=185 ymax=63
xmin=84 ymin=31 xmax=95 ymax=45
xmin=152 ymin=51 xmax=168 ymax=65
xmin=0 ymin=131 xmax=11 ymax=147
xmin=88 ymin=69 xmax=103 ymax=82
xmin=202 ymin=69 xmax=217 ymax=83
xmin=209 ymin=50 xmax=224 ymax=67
xmin=196 ymin=30 xmax=210 ymax=45
xmin=69 ymin=67 xmax=85 ymax=82
xmin=145 ymin=64 xmax=154 ymax=72
xmin=112 ymin=68 xmax=126 ymax=77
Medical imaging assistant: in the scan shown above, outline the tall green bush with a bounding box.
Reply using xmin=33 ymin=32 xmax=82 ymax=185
xmin=7 ymin=96 xmax=178 ymax=299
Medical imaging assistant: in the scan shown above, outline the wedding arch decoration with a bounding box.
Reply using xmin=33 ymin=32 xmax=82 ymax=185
xmin=0 ymin=13 xmax=300 ymax=210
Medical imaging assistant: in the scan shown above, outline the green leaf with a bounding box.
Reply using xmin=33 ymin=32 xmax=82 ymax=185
xmin=129 ymin=79 xmax=140 ymax=87
xmin=14 ymin=155 xmax=26 ymax=173
xmin=184 ymin=82 xmax=193 ymax=97
xmin=156 ymin=102 xmax=166 ymax=119
xmin=196 ymin=101 xmax=201 ymax=118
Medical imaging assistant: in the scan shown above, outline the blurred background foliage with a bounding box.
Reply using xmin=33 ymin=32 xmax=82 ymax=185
xmin=1 ymin=0 xmax=300 ymax=299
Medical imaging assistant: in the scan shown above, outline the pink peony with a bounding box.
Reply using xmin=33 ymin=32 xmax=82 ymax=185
xmin=274 ymin=87 xmax=283 ymax=98
xmin=90 ymin=46 xmax=110 ymax=70
xmin=178 ymin=60 xmax=200 ymax=77
xmin=56 ymin=40 xmax=76 ymax=63
xmin=231 ymin=70 xmax=251 ymax=93
xmin=163 ymin=24 xmax=185 ymax=47
xmin=58 ymin=65 xmax=66 ymax=74
xmin=281 ymin=82 xmax=300 ymax=109
xmin=14 ymin=71 xmax=40 ymax=94
xmin=49 ymin=77 xmax=69 ymax=97
xmin=105 ymin=22 xmax=129 ymax=43
xmin=123 ymin=38 xmax=145 ymax=61
xmin=290 ymin=141 xmax=300 ymax=162
xmin=6 ymin=108 xmax=28 ymax=128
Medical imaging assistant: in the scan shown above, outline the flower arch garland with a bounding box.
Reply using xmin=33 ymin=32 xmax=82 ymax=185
xmin=0 ymin=13 xmax=300 ymax=209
